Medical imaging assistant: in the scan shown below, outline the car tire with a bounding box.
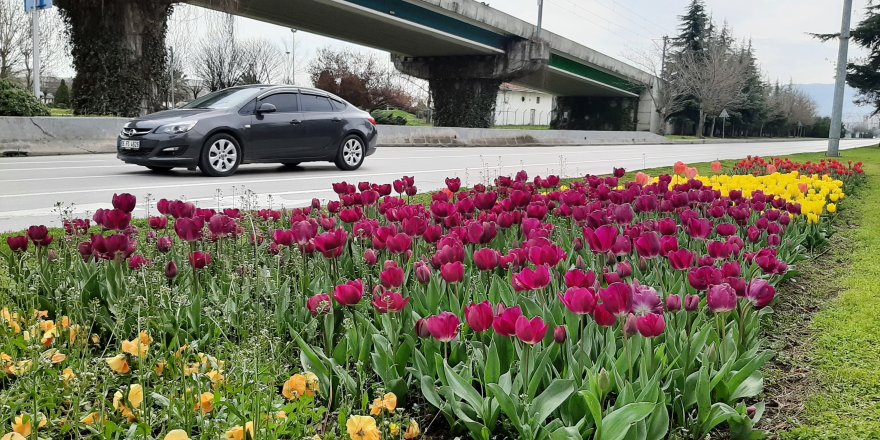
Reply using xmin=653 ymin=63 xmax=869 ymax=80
xmin=334 ymin=134 xmax=365 ymax=171
xmin=199 ymin=133 xmax=242 ymax=177
xmin=146 ymin=166 xmax=173 ymax=173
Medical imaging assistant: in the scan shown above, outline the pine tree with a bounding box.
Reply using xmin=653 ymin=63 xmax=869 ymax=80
xmin=847 ymin=2 xmax=880 ymax=115
xmin=54 ymin=79 xmax=70 ymax=108
xmin=674 ymin=0 xmax=711 ymax=54
xmin=736 ymin=40 xmax=768 ymax=136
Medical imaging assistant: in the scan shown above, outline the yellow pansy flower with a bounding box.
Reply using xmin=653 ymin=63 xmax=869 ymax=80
xmin=282 ymin=374 xmax=307 ymax=400
xmin=346 ymin=415 xmax=380 ymax=440
xmin=194 ymin=392 xmax=214 ymax=413
xmin=404 ymin=419 xmax=421 ymax=439
xmin=164 ymin=429 xmax=190 ymax=440
xmin=106 ymin=354 xmax=130 ymax=374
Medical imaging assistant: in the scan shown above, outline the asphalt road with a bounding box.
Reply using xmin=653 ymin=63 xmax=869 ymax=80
xmin=1 ymin=139 xmax=875 ymax=232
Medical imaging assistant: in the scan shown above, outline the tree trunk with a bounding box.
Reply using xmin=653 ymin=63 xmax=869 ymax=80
xmin=696 ymin=108 xmax=706 ymax=138
xmin=55 ymin=0 xmax=174 ymax=116
xmin=709 ymin=117 xmax=717 ymax=138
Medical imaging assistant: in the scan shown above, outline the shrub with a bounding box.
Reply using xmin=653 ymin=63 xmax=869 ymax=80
xmin=54 ymin=79 xmax=71 ymax=108
xmin=0 ymin=79 xmax=50 ymax=116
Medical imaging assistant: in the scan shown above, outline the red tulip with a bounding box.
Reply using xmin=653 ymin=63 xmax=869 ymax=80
xmin=593 ymin=304 xmax=618 ymax=327
xmin=414 ymin=261 xmax=432 ymax=284
xmin=635 ymin=232 xmax=661 ymax=259
xmin=445 ymin=177 xmax=461 ymax=192
xmin=426 ymin=312 xmax=460 ymax=342
xmin=440 ymin=261 xmax=465 ymax=284
xmin=372 ymin=290 xmax=410 ymax=313
xmin=711 ymin=161 xmax=723 ymax=173
xmin=208 ymin=214 xmax=237 ymax=238
xmin=473 ymin=248 xmax=500 ymax=271
xmin=128 ymin=255 xmax=150 ymax=270
xmin=307 ymin=294 xmax=332 ymax=316
xmin=90 ymin=234 xmax=133 ymax=261
xmin=564 ymin=269 xmax=596 ymax=289
xmin=26 ymin=225 xmax=52 ymax=247
xmin=512 ymin=265 xmax=551 ymax=292
xmin=333 ymin=280 xmax=364 ymax=306
xmin=164 ymin=260 xmax=178 ymax=279
xmin=554 ymin=326 xmax=567 ymax=344
xmin=636 ymin=313 xmax=666 ymax=338
xmin=493 ymin=306 xmax=522 ymax=336
xmin=599 ymin=283 xmax=632 ymax=317
xmin=745 ymin=279 xmax=776 ymax=309
xmin=667 ymin=249 xmax=695 ymax=270
xmin=363 ymin=249 xmax=378 ymax=266
xmin=315 ymin=229 xmax=348 ymax=258
xmin=188 ymin=251 xmax=212 ymax=270
xmin=666 ymin=295 xmax=682 ymax=311
xmin=6 ymin=236 xmax=28 ymax=252
xmin=175 ymin=217 xmax=204 ymax=242
xmin=583 ymin=225 xmax=618 ymax=253
xmin=515 ymin=315 xmax=549 ymax=345
xmin=291 ymin=219 xmax=319 ymax=245
xmin=148 ymin=216 xmax=167 ymax=230
xmin=684 ymin=294 xmax=701 ymax=312
xmin=558 ymin=287 xmax=597 ymax=315
xmin=380 ymin=262 xmax=405 ymax=288
xmin=707 ymin=283 xmax=737 ymax=313
xmin=688 ymin=266 xmax=722 ymax=291
xmin=273 ymin=229 xmax=295 ymax=247
xmin=156 ymin=237 xmax=172 ymax=253
xmin=112 ymin=193 xmax=137 ymax=213
xmin=464 ymin=301 xmax=494 ymax=333
xmin=386 ymin=233 xmax=413 ymax=254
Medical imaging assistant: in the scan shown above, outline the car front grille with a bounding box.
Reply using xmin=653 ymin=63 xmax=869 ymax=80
xmin=120 ymin=127 xmax=152 ymax=138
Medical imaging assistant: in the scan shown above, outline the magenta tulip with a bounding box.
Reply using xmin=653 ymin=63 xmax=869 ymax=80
xmin=554 ymin=326 xmax=568 ymax=344
xmin=493 ymin=306 xmax=523 ymax=336
xmin=387 ymin=233 xmax=413 ymax=254
xmin=426 ymin=312 xmax=460 ymax=342
xmin=583 ymin=225 xmax=618 ymax=253
xmin=667 ymin=249 xmax=695 ymax=270
xmin=6 ymin=236 xmax=28 ymax=252
xmin=707 ymin=283 xmax=737 ymax=313
xmin=745 ymin=279 xmax=776 ymax=309
xmin=593 ymin=304 xmax=618 ymax=327
xmin=188 ymin=251 xmax=212 ymax=270
xmin=564 ymin=269 xmax=596 ymax=289
xmin=515 ymin=315 xmax=549 ymax=345
xmin=380 ymin=262 xmax=405 ymax=288
xmin=559 ymin=287 xmax=597 ymax=315
xmin=440 ymin=261 xmax=465 ymax=284
xmin=473 ymin=248 xmax=500 ymax=271
xmin=666 ymin=295 xmax=682 ymax=311
xmin=372 ymin=290 xmax=410 ymax=313
xmin=291 ymin=219 xmax=319 ymax=245
xmin=414 ymin=261 xmax=432 ymax=284
xmin=112 ymin=193 xmax=137 ymax=213
xmin=635 ymin=232 xmax=662 ymax=259
xmin=315 ymin=229 xmax=348 ymax=258
xmin=175 ymin=217 xmax=204 ymax=242
xmin=306 ymin=294 xmax=331 ymax=316
xmin=512 ymin=265 xmax=551 ymax=292
xmin=631 ymin=282 xmax=662 ymax=315
xmin=128 ymin=255 xmax=149 ymax=270
xmin=148 ymin=216 xmax=168 ymax=230
xmin=465 ymin=301 xmax=494 ymax=333
xmin=363 ymin=249 xmax=378 ymax=266
xmin=688 ymin=266 xmax=722 ymax=291
xmin=684 ymin=294 xmax=701 ymax=312
xmin=333 ymin=279 xmax=364 ymax=306
xmin=599 ymin=282 xmax=632 ymax=317
xmin=27 ymin=225 xmax=53 ymax=247
xmin=164 ymin=260 xmax=178 ymax=279
xmin=636 ymin=313 xmax=666 ymax=338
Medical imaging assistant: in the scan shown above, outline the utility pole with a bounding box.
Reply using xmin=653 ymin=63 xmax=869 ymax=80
xmin=169 ymin=47 xmax=175 ymax=108
xmin=31 ymin=6 xmax=41 ymax=100
xmin=536 ymin=0 xmax=544 ymax=40
xmin=828 ymin=0 xmax=853 ymax=157
xmin=290 ymin=28 xmax=297 ymax=85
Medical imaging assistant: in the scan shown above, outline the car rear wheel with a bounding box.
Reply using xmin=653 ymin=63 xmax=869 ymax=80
xmin=199 ymin=134 xmax=241 ymax=177
xmin=334 ymin=135 xmax=364 ymax=171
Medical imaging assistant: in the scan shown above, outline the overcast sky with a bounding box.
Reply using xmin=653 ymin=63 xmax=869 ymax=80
xmin=167 ymin=0 xmax=872 ymax=87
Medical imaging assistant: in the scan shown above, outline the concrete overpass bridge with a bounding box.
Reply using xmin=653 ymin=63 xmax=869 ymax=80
xmin=193 ymin=0 xmax=660 ymax=131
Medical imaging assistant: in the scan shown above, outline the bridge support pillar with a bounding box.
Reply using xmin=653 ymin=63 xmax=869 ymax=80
xmin=551 ymin=96 xmax=639 ymax=131
xmin=393 ymin=40 xmax=549 ymax=128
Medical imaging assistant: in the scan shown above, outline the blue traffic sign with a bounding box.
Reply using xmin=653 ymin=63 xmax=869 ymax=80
xmin=24 ymin=0 xmax=52 ymax=12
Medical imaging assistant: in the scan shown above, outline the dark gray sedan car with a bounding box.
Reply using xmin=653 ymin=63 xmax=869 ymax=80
xmin=116 ymin=85 xmax=378 ymax=176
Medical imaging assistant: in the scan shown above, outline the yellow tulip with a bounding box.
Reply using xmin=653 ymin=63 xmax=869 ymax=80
xmin=827 ymin=203 xmax=837 ymax=213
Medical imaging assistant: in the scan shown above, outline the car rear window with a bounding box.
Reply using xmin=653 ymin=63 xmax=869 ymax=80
xmin=301 ymin=94 xmax=334 ymax=112
xmin=330 ymin=98 xmax=347 ymax=111
xmin=261 ymin=93 xmax=299 ymax=113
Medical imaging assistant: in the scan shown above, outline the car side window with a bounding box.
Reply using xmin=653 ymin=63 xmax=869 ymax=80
xmin=238 ymin=98 xmax=257 ymax=115
xmin=300 ymin=94 xmax=334 ymax=112
xmin=330 ymin=98 xmax=347 ymax=111
xmin=261 ymin=93 xmax=299 ymax=113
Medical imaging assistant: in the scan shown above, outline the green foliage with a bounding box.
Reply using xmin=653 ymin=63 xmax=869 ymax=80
xmin=54 ymin=79 xmax=70 ymax=108
xmin=846 ymin=3 xmax=880 ymax=116
xmin=371 ymin=110 xmax=408 ymax=126
xmin=0 ymin=79 xmax=50 ymax=116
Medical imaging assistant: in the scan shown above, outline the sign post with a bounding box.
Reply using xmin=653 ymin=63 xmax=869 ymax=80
xmin=719 ymin=109 xmax=730 ymax=139
xmin=25 ymin=0 xmax=53 ymax=100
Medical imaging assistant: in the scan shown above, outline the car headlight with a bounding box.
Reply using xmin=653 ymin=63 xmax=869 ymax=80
xmin=157 ymin=121 xmax=197 ymax=134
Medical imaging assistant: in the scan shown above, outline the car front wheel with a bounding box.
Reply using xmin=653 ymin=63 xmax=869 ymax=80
xmin=199 ymin=134 xmax=242 ymax=177
xmin=334 ymin=135 xmax=365 ymax=171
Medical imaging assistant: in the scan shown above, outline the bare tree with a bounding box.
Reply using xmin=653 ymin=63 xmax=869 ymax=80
xmin=192 ymin=14 xmax=247 ymax=91
xmin=240 ymin=38 xmax=283 ymax=85
xmin=674 ymin=39 xmax=748 ymax=137
xmin=0 ymin=0 xmax=28 ymax=80
xmin=185 ymin=78 xmax=205 ymax=100
xmin=623 ymin=41 xmax=688 ymax=135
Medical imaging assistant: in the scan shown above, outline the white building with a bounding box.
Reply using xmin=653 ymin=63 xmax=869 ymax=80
xmin=494 ymin=83 xmax=554 ymax=126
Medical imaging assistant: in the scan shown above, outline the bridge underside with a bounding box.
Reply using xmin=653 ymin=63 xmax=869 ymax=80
xmin=192 ymin=0 xmax=653 ymax=130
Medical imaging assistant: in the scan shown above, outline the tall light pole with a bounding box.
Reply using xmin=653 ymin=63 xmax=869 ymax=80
xmin=536 ymin=0 xmax=544 ymax=40
xmin=290 ymin=28 xmax=297 ymax=85
xmin=827 ymin=0 xmax=853 ymax=157
xmin=31 ymin=5 xmax=41 ymax=100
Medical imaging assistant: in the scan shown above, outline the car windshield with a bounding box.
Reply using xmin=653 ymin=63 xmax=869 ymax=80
xmin=181 ymin=88 xmax=259 ymax=110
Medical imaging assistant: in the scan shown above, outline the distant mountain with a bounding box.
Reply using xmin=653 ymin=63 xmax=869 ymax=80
xmin=793 ymin=83 xmax=872 ymax=119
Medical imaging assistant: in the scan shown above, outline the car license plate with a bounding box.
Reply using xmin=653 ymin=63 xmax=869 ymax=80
xmin=120 ymin=140 xmax=140 ymax=150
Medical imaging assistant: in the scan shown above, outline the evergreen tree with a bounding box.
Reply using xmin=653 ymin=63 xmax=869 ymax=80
xmin=54 ymin=79 xmax=70 ymax=108
xmin=674 ymin=0 xmax=711 ymax=54
xmin=735 ymin=41 xmax=768 ymax=136
xmin=847 ymin=2 xmax=880 ymax=115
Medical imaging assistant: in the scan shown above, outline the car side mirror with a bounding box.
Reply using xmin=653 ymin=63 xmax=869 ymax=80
xmin=257 ymin=103 xmax=277 ymax=114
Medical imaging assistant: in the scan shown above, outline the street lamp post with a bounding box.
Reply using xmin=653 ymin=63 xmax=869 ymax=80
xmin=827 ymin=0 xmax=853 ymax=157
xmin=290 ymin=28 xmax=297 ymax=85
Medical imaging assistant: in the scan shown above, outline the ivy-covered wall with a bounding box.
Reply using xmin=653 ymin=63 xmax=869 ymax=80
xmin=430 ymin=78 xmax=501 ymax=128
xmin=55 ymin=0 xmax=174 ymax=117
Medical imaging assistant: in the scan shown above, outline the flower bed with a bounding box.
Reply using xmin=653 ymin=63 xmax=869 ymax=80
xmin=0 ymin=162 xmax=850 ymax=440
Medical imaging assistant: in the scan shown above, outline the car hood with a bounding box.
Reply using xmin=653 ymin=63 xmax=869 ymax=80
xmin=126 ymin=109 xmax=219 ymax=129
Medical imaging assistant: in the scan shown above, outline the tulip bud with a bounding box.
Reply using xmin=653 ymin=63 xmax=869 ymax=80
xmin=415 ymin=318 xmax=431 ymax=338
xmin=746 ymin=405 xmax=757 ymax=418
xmin=363 ymin=249 xmax=378 ymax=266
xmin=623 ymin=314 xmax=638 ymax=337
xmin=685 ymin=294 xmax=700 ymax=312
xmin=553 ymin=326 xmax=567 ymax=344
xmin=47 ymin=250 xmax=58 ymax=262
xmin=165 ymin=260 xmax=178 ymax=279
xmin=706 ymin=343 xmax=718 ymax=364
xmin=597 ymin=368 xmax=611 ymax=395
xmin=311 ymin=198 xmax=321 ymax=209
xmin=573 ymin=238 xmax=584 ymax=252
xmin=638 ymin=257 xmax=648 ymax=272
xmin=575 ymin=255 xmax=586 ymax=270
xmin=666 ymin=295 xmax=682 ymax=312
xmin=157 ymin=237 xmax=172 ymax=253
xmin=414 ymin=262 xmax=432 ymax=284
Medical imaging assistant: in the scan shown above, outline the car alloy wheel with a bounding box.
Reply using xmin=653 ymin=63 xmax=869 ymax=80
xmin=342 ymin=138 xmax=363 ymax=167
xmin=208 ymin=139 xmax=238 ymax=173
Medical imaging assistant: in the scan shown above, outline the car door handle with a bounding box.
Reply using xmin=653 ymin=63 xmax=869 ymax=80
xmin=332 ymin=117 xmax=342 ymax=123
xmin=290 ymin=119 xmax=301 ymax=125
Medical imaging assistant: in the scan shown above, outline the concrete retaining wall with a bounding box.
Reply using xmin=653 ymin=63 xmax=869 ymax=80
xmin=0 ymin=116 xmax=799 ymax=156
